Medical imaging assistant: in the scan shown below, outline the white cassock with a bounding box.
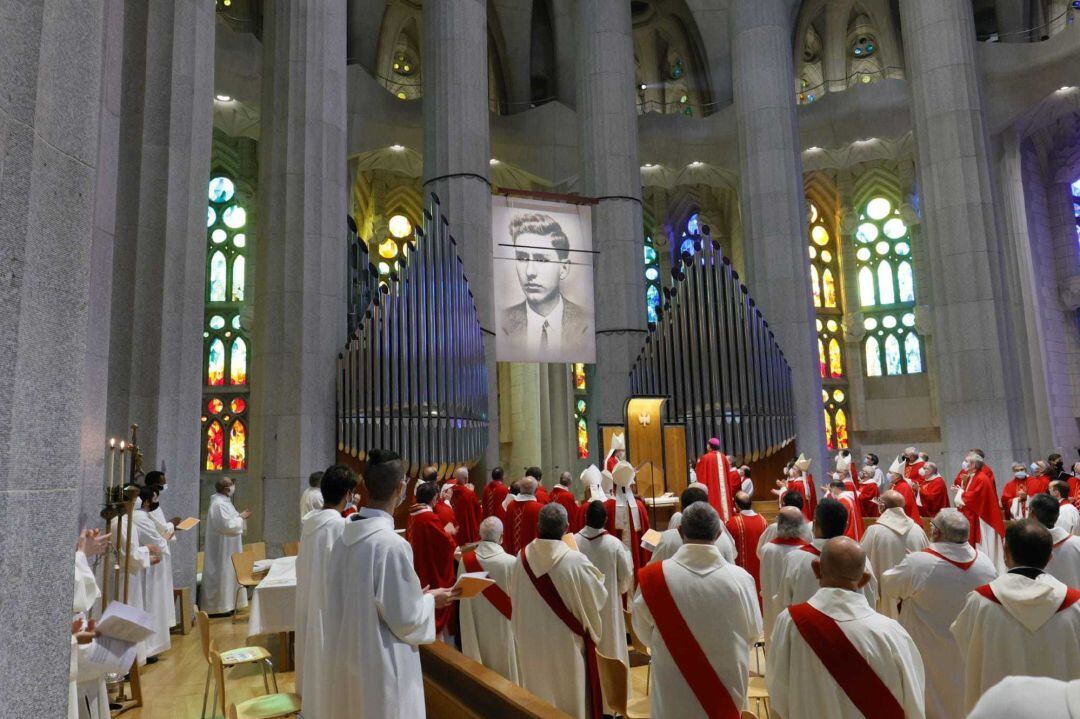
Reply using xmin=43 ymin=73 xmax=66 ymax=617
xmin=575 ymin=526 xmax=633 ymax=713
xmin=325 ymin=509 xmax=435 ymax=719
xmin=649 ymin=524 xmax=736 ymax=564
xmin=69 ymin=551 xmax=110 ymax=719
xmin=1046 ymin=526 xmax=1080 ymax=587
xmin=457 ymin=540 xmax=519 ymax=683
xmin=860 ymin=508 xmax=929 ymax=618
xmin=202 ymin=493 xmax=246 ymax=614
xmin=108 ymin=514 xmax=152 ymax=664
xmin=759 ymin=539 xmax=808 ymax=645
xmin=952 ymin=571 xmax=1080 ymax=714
xmin=881 ymin=541 xmax=998 ymax=719
xmin=777 ymin=538 xmax=878 ymax=609
xmin=147 ymin=506 xmax=177 ymax=627
xmin=968 ymin=676 xmax=1080 ymax=718
xmin=294 ymin=508 xmax=347 ymax=718
xmin=299 ymin=487 xmax=323 ymax=519
xmin=133 ymin=510 xmax=174 ymax=656
xmin=511 ymin=539 xmax=607 ymax=719
xmin=756 ymin=520 xmax=813 ymax=557
xmin=768 ymin=587 xmax=926 ymax=719
xmin=1056 ymin=501 xmax=1080 ymax=535
xmin=632 ymin=544 xmax=761 ymax=718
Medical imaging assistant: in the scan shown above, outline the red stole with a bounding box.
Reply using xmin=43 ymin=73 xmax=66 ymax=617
xmin=520 ymin=552 xmax=603 ymax=719
xmin=695 ymin=451 xmax=733 ymax=521
xmin=637 ymin=563 xmax=741 ymax=719
xmin=975 ymin=583 xmax=1080 ymax=612
xmin=726 ymin=513 xmax=767 ymax=599
xmin=788 ymin=603 xmax=906 ymax=719
xmin=461 ymin=551 xmax=512 ymax=620
xmin=770 ymin=537 xmax=808 ymax=546
xmin=922 ymin=548 xmax=978 ymax=571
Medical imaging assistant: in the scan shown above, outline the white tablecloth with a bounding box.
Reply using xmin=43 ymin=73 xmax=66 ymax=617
xmin=247 ymin=555 xmax=297 ymax=637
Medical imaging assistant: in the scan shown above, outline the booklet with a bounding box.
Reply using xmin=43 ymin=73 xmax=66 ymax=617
xmin=640 ymin=528 xmax=664 ymax=552
xmin=96 ymin=601 xmax=154 ymax=644
xmin=175 ymin=517 xmax=200 ymax=532
xmin=83 ymin=635 xmax=138 ymax=674
xmin=453 ymin=571 xmax=495 ymax=599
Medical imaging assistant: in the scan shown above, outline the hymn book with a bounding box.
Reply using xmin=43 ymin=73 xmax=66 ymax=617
xmin=96 ymin=601 xmax=155 ymax=644
xmin=453 ymin=571 xmax=496 ymax=599
xmin=640 ymin=529 xmax=664 ymax=552
xmin=175 ymin=517 xmax=200 ymax=531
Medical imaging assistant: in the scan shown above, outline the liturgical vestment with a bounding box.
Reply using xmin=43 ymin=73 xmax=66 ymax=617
xmin=968 ymin=676 xmax=1080 ymax=718
xmin=759 ymin=537 xmax=807 ymax=646
xmin=777 ymin=539 xmax=878 ymax=609
xmin=457 ymin=541 xmax=519 ymax=683
xmin=132 ymin=509 xmax=174 ymax=657
xmin=860 ymin=507 xmax=929 ymax=618
xmin=1046 ymin=526 xmax=1080 ymax=587
xmin=202 ymin=493 xmax=246 ymax=614
xmin=650 ymin=524 xmax=736 ymax=565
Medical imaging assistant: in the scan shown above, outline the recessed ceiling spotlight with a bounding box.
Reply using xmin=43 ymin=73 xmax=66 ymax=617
xmin=214 ymin=93 xmax=233 ymax=102
xmin=689 ymin=161 xmax=703 ymax=167
xmin=806 ymin=146 xmax=822 ymax=152
xmin=390 ymin=144 xmax=405 ymax=151
xmin=490 ymin=158 xmax=500 ymax=165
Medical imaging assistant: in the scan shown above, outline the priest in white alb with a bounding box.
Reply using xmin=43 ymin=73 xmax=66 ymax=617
xmin=458 ymin=516 xmax=519 ymax=683
xmin=295 ymin=465 xmax=356 ymax=718
xmin=880 ymin=508 xmax=997 ymax=719
xmin=760 ymin=507 xmax=809 ymax=645
xmin=757 ymin=491 xmax=813 ymax=555
xmin=1050 ymin=480 xmax=1080 ymax=535
xmin=650 ymin=485 xmax=736 ymax=564
xmin=1029 ymin=493 xmax=1080 ymax=586
xmin=299 ymin=471 xmax=323 ymax=520
xmin=952 ymin=519 xmax=1080 ymax=714
xmin=860 ymin=490 xmax=929 ymax=618
xmin=968 ymin=676 xmax=1080 ymax=718
xmin=133 ymin=485 xmax=174 ymax=659
xmin=575 ymin=501 xmax=633 ymax=713
xmin=511 ymin=503 xmax=607 ymax=719
xmin=632 ymin=502 xmax=761 ymax=718
xmin=109 ymin=486 xmax=157 ymax=665
xmin=323 ymin=450 xmax=457 ymax=719
xmin=144 ymin=471 xmax=178 ymax=632
xmin=201 ymin=477 xmax=251 ymax=614
xmin=768 ymin=536 xmax=926 ymax=719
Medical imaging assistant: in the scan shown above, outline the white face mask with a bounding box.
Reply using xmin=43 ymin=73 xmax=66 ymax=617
xmin=224 ymin=486 xmax=234 ymax=497
xmin=1014 ymin=472 xmax=1027 ymax=479
xmin=832 ymin=472 xmax=841 ymax=482
xmin=961 ymin=461 xmax=970 ymax=471
xmin=133 ymin=497 xmax=143 ymax=511
xmin=919 ymin=468 xmax=929 ymax=477
xmin=157 ymin=485 xmax=167 ymax=493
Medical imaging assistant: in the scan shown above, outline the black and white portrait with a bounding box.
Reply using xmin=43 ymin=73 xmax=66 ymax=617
xmin=493 ymin=196 xmax=595 ymax=363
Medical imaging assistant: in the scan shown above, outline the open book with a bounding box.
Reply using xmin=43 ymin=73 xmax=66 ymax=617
xmin=96 ymin=601 xmax=155 ymax=644
xmin=175 ymin=517 xmax=200 ymax=532
xmin=640 ymin=528 xmax=664 ymax=552
xmin=452 ymin=571 xmax=496 ymax=599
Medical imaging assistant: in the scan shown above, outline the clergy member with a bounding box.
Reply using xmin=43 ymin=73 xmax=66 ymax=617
xmin=889 ymin=468 xmax=922 ymax=523
xmin=133 ymin=485 xmax=174 ymax=660
xmin=902 ymin=446 xmax=925 ymax=484
xmin=650 ymin=485 xmax=736 ymax=564
xmin=857 ymin=465 xmax=881 ymax=519
xmin=760 ymin=507 xmax=809 ymax=647
xmin=860 ymin=490 xmax=929 ymax=618
xmin=777 ymin=498 xmax=878 ymax=609
xmin=633 ymin=502 xmax=762 ymax=719
xmin=725 ymin=491 xmax=767 ymax=602
xmin=407 ymin=480 xmax=458 ymax=636
xmin=325 ymin=450 xmax=457 ymax=719
xmin=881 ymin=508 xmax=997 ymax=719
xmin=952 ymin=519 xmax=1080 ymax=714
xmin=778 ymin=455 xmax=817 ymax=523
xmin=1028 ymin=493 xmax=1080 ymax=587
xmin=295 ymin=464 xmax=356 ymax=718
xmin=69 ymin=529 xmax=111 ymax=719
xmin=757 ymin=491 xmax=813 ymax=555
xmin=968 ymin=676 xmax=1080 ymax=718
xmin=575 ymin=501 xmax=633 ymax=713
xmin=694 ymin=438 xmax=734 ymax=520
xmin=605 ymin=460 xmax=652 ymax=574
xmin=826 ymin=479 xmax=864 ymax=541
xmin=915 ymin=462 xmax=949 ymax=517
xmin=551 ymin=471 xmax=582 ymax=532
xmin=605 ymin=432 xmax=625 ymax=473
xmin=1000 ymin=463 xmax=1028 ymax=520
xmin=202 ymin=477 xmax=251 ymax=615
xmin=511 ymin=503 xmax=607 ymax=719
xmin=505 ymin=476 xmax=544 ymax=555
xmin=482 ymin=466 xmax=510 ymax=522
xmin=526 ymin=466 xmax=551 ymax=504
xmin=458 ymin=517 xmax=519 ymax=683
xmin=108 ymin=486 xmax=156 ymax=665
xmin=300 ymin=471 xmax=323 ymax=520
xmin=954 ymin=452 xmax=1005 ymax=572
xmin=1050 ymin=480 xmax=1080 ymax=535
xmin=768 ymin=537 xmax=926 ymax=719
xmin=446 ymin=466 xmax=482 ymax=545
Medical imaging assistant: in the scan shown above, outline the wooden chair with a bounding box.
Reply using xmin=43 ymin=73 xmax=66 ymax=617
xmin=209 ymin=650 xmax=300 ymax=719
xmin=244 ymin=542 xmax=267 ymax=562
xmin=595 ymin=651 xmax=650 ymax=719
xmin=230 ymin=552 xmax=262 ymax=623
xmin=747 ymin=676 xmax=771 ymax=718
xmin=624 ymin=608 xmax=651 ymax=691
xmin=197 ymin=611 xmax=277 ymax=719
xmin=282 ymin=541 xmax=300 ymax=557
xmin=173 ymin=587 xmax=192 ymax=634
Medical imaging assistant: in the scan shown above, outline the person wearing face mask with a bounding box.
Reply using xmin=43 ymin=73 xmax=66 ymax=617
xmin=954 ymin=453 xmax=1006 ymax=573
xmin=1047 ymin=453 xmax=1070 ymax=484
xmin=1001 ymin=463 xmax=1029 ymax=520
xmin=133 ymin=485 xmax=174 ymax=661
xmin=916 ymin=462 xmax=949 ymax=518
xmin=901 ymin=446 xmax=925 ymax=484
xmin=201 ymin=476 xmax=252 ymax=615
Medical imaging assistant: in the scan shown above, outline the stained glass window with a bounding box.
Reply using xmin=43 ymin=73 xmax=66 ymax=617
xmin=1071 ymin=179 xmax=1079 ymax=249
xmin=644 ymin=236 xmax=662 ymax=326
xmin=854 ymin=195 xmax=923 ymax=375
xmin=203 ymin=173 xmax=252 ymax=473
xmin=572 ymin=363 xmax=591 ymax=458
xmin=808 ymin=199 xmax=849 ymax=449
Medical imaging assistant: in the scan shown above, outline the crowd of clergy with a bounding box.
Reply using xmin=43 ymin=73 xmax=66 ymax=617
xmin=67 ymin=439 xmax=1080 ymax=719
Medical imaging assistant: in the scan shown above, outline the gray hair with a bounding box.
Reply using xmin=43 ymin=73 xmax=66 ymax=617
xmin=479 ymin=516 xmax=504 ymax=543
xmin=776 ymin=508 xmax=805 ymax=539
xmin=931 ymin=508 xmax=969 ymax=544
xmin=454 ymin=466 xmax=469 ymax=482
xmin=537 ymin=503 xmax=568 ymax=539
xmin=923 ymin=462 xmax=937 ymax=475
xmin=519 ymin=476 xmax=538 ymax=496
xmin=681 ymin=502 xmax=722 ymax=542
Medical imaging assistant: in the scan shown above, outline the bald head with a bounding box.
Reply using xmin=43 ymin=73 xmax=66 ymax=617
xmin=813 ymin=537 xmax=870 ymax=591
xmin=776 ymin=507 xmax=805 ymax=538
xmin=519 ymin=477 xmax=538 ymax=496
xmin=454 ymin=466 xmax=469 ymax=483
xmin=881 ymin=490 xmax=906 ymax=510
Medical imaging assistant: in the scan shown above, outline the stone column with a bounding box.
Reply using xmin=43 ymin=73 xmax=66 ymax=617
xmin=576 ymin=0 xmax=648 ymax=453
xmin=0 ymin=1 xmax=106 ymax=715
xmin=253 ymin=0 xmax=348 ymax=547
xmin=899 ymin=0 xmax=1024 ymax=470
xmin=423 ymin=0 xmax=500 ymax=469
xmin=732 ymin=0 xmax=828 ymax=464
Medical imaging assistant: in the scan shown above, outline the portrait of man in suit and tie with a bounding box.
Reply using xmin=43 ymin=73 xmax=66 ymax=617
xmin=493 ymin=199 xmax=595 ymax=363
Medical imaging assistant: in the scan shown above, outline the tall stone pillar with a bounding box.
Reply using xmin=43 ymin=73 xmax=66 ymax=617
xmin=900 ymin=0 xmax=1023 ymax=470
xmin=0 ymin=1 xmax=106 ymax=715
xmin=576 ymin=0 xmax=647 ymax=452
xmin=732 ymin=0 xmax=828 ymax=464
xmin=423 ymin=0 xmax=500 ymax=469
xmin=253 ymin=0 xmax=348 ymax=547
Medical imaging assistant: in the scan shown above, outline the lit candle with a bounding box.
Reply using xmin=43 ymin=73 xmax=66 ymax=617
xmin=108 ymin=438 xmax=116 ymax=493
xmin=118 ymin=441 xmax=126 ymax=492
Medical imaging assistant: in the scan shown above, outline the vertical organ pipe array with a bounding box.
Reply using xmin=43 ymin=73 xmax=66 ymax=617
xmin=337 ymin=194 xmax=488 ymax=477
xmin=630 ymin=236 xmax=796 ymax=462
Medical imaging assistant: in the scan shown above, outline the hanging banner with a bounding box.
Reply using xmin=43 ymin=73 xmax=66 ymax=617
xmin=493 ymin=195 xmax=595 ymax=363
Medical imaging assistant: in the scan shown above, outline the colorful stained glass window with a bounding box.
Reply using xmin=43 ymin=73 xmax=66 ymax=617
xmin=230 ymin=338 xmax=247 ymax=385
xmin=1073 ymin=179 xmax=1080 ymax=249
xmin=572 ymin=363 xmax=591 ymax=458
xmin=231 ymin=256 xmax=245 ymax=301
xmin=807 ymin=198 xmax=849 ymax=448
xmin=229 ymin=421 xmax=246 ymax=470
xmin=208 ymin=398 xmax=224 ymax=414
xmin=205 ymin=421 xmax=224 ymax=471
xmin=573 ymin=363 xmax=587 ymax=391
xmin=207 ymin=339 xmax=225 ymax=386
xmin=644 ymin=236 xmax=662 ymax=326
xmin=230 ymin=397 xmax=247 ymax=414
xmin=209 ymin=251 xmax=227 ymax=302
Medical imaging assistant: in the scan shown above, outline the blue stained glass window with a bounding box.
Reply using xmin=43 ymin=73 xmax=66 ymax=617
xmin=644 ymin=246 xmax=657 ymax=263
xmin=905 ymin=333 xmax=922 ymax=373
xmin=209 ymin=176 xmax=235 ymax=203
xmin=646 ymin=285 xmax=660 ymax=307
xmin=884 ymin=335 xmax=902 ymax=375
xmin=686 ymin=214 xmax=699 ymax=235
xmin=897 ymin=262 xmax=914 ymax=303
xmin=680 ymin=238 xmax=696 ymax=256
xmin=645 ymin=267 xmax=659 ymax=281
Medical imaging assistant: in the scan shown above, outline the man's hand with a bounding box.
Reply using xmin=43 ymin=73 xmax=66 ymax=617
xmin=163 ymin=531 xmax=175 ymax=542
xmin=71 ymin=619 xmax=98 ymax=645
xmin=426 ymin=586 xmax=462 ymax=609
xmin=76 ymin=528 xmax=111 ymax=557
xmin=240 ymin=509 xmax=253 ymax=520
xmin=169 ymin=516 xmax=182 ymax=527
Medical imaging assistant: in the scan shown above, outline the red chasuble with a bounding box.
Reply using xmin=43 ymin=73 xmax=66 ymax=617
xmin=917 ymin=475 xmax=948 ymax=518
xmin=1025 ymin=474 xmax=1050 ymax=496
xmin=504 ymin=499 xmax=543 ymax=555
xmin=857 ymin=481 xmax=880 ymax=518
xmin=433 ymin=500 xmax=456 ymax=530
xmin=638 ymin=563 xmax=742 ymax=718
xmin=694 ymin=450 xmax=733 ymax=520
xmin=959 ymin=468 xmax=1005 ymax=546
xmin=406 ymin=507 xmax=457 ymax=633
xmin=891 ymin=478 xmax=922 ymax=523
xmin=535 ymin=486 xmax=550 ymax=505
xmin=449 ymin=483 xmax=482 ymax=545
xmin=726 ymin=512 xmax=767 ymax=604
xmin=1000 ymin=478 xmax=1022 ymax=520
xmin=482 ymin=480 xmax=509 ymax=522
xmin=786 ymin=475 xmax=818 ymax=523
xmin=838 ymin=495 xmax=865 ymax=541
xmin=903 ymin=460 xmax=925 ymax=484
xmin=603 ymin=497 xmax=652 ymax=574
xmin=550 ymin=486 xmax=582 ymax=533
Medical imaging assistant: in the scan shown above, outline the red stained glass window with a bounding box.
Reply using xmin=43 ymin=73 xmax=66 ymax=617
xmin=206 ymin=421 xmax=224 ymax=471
xmin=230 ymin=397 xmax=246 ymax=414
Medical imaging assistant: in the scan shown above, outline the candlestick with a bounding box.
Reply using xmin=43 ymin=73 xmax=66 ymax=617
xmin=108 ymin=438 xmax=116 ymax=494
xmin=118 ymin=441 xmax=126 ymax=492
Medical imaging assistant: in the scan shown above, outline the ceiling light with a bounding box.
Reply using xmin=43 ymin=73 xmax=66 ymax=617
xmin=639 ymin=83 xmax=647 ymax=91
xmin=389 ymin=144 xmax=404 ymax=151
xmin=490 ymin=158 xmax=500 ymax=165
xmin=689 ymin=161 xmax=703 ymax=167
xmin=642 ymin=163 xmax=654 ymax=168
xmin=1059 ymin=86 xmax=1075 ymax=93
xmin=214 ymin=93 xmax=233 ymax=102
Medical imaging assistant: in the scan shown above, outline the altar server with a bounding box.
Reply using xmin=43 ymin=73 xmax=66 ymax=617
xmin=632 ymin=502 xmax=762 ymax=719
xmin=69 ymin=529 xmax=111 ymax=719
xmin=914 ymin=462 xmax=949 ymax=517
xmin=650 ymin=485 xmax=736 ymax=564
xmin=133 ymin=485 xmax=173 ymax=658
xmin=1029 ymin=493 xmax=1080 ymax=587
xmin=446 ymin=466 xmax=482 ymax=544
xmin=458 ymin=517 xmax=519 ymax=683
xmin=860 ymin=490 xmax=929 ymax=618
xmin=482 ymin=466 xmax=510 ymax=522
xmin=757 ymin=491 xmax=813 ymax=555
xmin=108 ymin=489 xmax=156 ymax=664
xmin=725 ymin=492 xmax=767 ymax=600
xmin=952 ymin=519 xmax=1080 ymax=714
xmin=504 ymin=476 xmax=544 ymax=554
xmin=954 ymin=452 xmax=1005 ymax=572
xmin=325 ymin=450 xmax=457 ymax=719
xmin=202 ymin=477 xmax=251 ymax=615
xmin=407 ymin=480 xmax=457 ymax=635
xmin=768 ymin=537 xmax=926 ymax=719
xmin=299 ymin=471 xmax=323 ymax=519
xmin=295 ymin=465 xmax=355 ymax=717
xmin=604 ymin=460 xmax=652 ymax=574
xmin=1050 ymin=480 xmax=1080 ymax=535
xmin=760 ymin=507 xmax=809 ymax=644
xmin=551 ymin=471 xmax=581 ymax=532
xmin=143 ymin=471 xmax=179 ymax=634
xmin=512 ymin=503 xmax=607 ymax=719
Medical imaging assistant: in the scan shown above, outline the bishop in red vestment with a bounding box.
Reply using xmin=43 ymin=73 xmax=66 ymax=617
xmin=482 ymin=466 xmax=510 ymax=522
xmin=826 ymin=480 xmax=864 ymax=541
xmin=777 ymin=454 xmax=818 ymax=524
xmin=725 ymin=492 xmax=768 ymax=605
xmin=504 ymin=477 xmax=544 ymax=555
xmin=693 ymin=438 xmax=736 ymax=521
xmin=407 ymin=482 xmax=458 ymax=634
xmin=915 ymin=462 xmax=949 ymax=518
xmin=550 ymin=472 xmax=582 ymax=532
xmin=605 ymin=461 xmax=652 ymax=575
xmin=888 ymin=471 xmax=922 ymax=523
xmin=605 ymin=433 xmax=625 ymax=474
xmin=446 ymin=468 xmax=482 ymax=545
xmin=955 ymin=454 xmax=1006 ymax=571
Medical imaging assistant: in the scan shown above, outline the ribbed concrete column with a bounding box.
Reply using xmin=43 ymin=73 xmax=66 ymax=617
xmin=253 ymin=0 xmax=348 ymax=547
xmin=0 ymin=1 xmax=106 ymax=716
xmin=732 ymin=0 xmax=828 ymax=464
xmin=576 ymin=0 xmax=647 ymax=451
xmin=900 ymin=0 xmax=1023 ymax=470
xmin=422 ymin=0 xmax=500 ymax=469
